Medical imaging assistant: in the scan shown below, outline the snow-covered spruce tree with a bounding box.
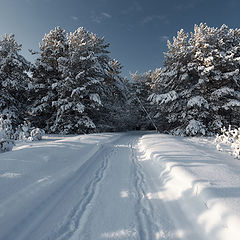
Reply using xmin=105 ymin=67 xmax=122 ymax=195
xmin=150 ymin=24 xmax=240 ymax=136
xmin=29 ymin=27 xmax=68 ymax=131
xmin=0 ymin=34 xmax=30 ymax=129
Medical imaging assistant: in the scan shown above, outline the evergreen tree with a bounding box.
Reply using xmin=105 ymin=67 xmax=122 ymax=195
xmin=190 ymin=24 xmax=240 ymax=132
xmin=30 ymin=26 xmax=68 ymax=130
xmin=53 ymin=27 xmax=109 ymax=134
xmin=150 ymin=23 xmax=240 ymax=135
xmin=150 ymin=29 xmax=196 ymax=135
xmin=0 ymin=34 xmax=30 ymax=128
xmin=30 ymin=26 xmax=126 ymax=134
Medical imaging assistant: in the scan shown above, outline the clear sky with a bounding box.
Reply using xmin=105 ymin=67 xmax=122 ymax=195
xmin=1 ymin=0 xmax=240 ymax=77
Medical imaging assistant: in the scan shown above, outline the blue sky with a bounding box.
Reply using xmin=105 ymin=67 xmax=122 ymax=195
xmin=1 ymin=0 xmax=240 ymax=77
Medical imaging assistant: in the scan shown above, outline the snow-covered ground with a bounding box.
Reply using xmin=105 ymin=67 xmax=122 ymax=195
xmin=0 ymin=132 xmax=240 ymax=240
xmin=139 ymin=134 xmax=240 ymax=240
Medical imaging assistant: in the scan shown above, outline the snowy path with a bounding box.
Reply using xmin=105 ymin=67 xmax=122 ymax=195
xmin=0 ymin=132 xmax=240 ymax=239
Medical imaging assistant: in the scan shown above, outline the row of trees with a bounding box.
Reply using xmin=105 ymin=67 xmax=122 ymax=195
xmin=0 ymin=23 xmax=239 ymax=140
xmin=30 ymin=27 xmax=130 ymax=134
xmin=134 ymin=23 xmax=240 ymax=136
xmin=0 ymin=27 xmax=135 ymax=138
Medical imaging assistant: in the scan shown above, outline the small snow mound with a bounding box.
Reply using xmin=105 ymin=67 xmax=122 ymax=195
xmin=28 ymin=128 xmax=45 ymax=141
xmin=0 ymin=172 xmax=21 ymax=178
xmin=101 ymin=229 xmax=137 ymax=239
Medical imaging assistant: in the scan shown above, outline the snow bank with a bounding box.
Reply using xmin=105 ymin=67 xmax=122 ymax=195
xmin=138 ymin=133 xmax=240 ymax=240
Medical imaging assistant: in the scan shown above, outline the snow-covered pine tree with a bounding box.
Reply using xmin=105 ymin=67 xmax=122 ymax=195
xmin=150 ymin=23 xmax=240 ymax=136
xmin=50 ymin=27 xmax=100 ymax=133
xmin=29 ymin=27 xmax=68 ymax=131
xmin=30 ymin=26 xmax=126 ymax=134
xmin=0 ymin=34 xmax=30 ymax=129
xmin=150 ymin=29 xmax=200 ymax=135
xmin=51 ymin=27 xmax=126 ymax=134
xmin=189 ymin=23 xmax=240 ymax=133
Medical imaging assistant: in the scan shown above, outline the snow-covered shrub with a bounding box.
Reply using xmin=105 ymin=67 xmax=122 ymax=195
xmin=28 ymin=128 xmax=45 ymax=141
xmin=0 ymin=116 xmax=14 ymax=152
xmin=214 ymin=126 xmax=240 ymax=159
xmin=0 ymin=139 xmax=14 ymax=152
xmin=14 ymin=121 xmax=31 ymax=140
xmin=13 ymin=121 xmax=45 ymax=142
xmin=233 ymin=136 xmax=240 ymax=158
xmin=185 ymin=120 xmax=206 ymax=136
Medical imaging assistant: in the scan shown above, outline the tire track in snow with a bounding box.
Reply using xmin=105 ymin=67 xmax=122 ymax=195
xmin=130 ymin=139 xmax=160 ymax=240
xmin=3 ymin=146 xmax=111 ymax=240
xmin=4 ymin=143 xmax=117 ymax=240
xmin=54 ymin=145 xmax=116 ymax=240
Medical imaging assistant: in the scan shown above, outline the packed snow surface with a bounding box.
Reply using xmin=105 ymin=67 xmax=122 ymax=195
xmin=0 ymin=132 xmax=240 ymax=240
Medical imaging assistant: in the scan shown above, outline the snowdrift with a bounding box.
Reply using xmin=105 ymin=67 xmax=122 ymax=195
xmin=138 ymin=133 xmax=240 ymax=240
